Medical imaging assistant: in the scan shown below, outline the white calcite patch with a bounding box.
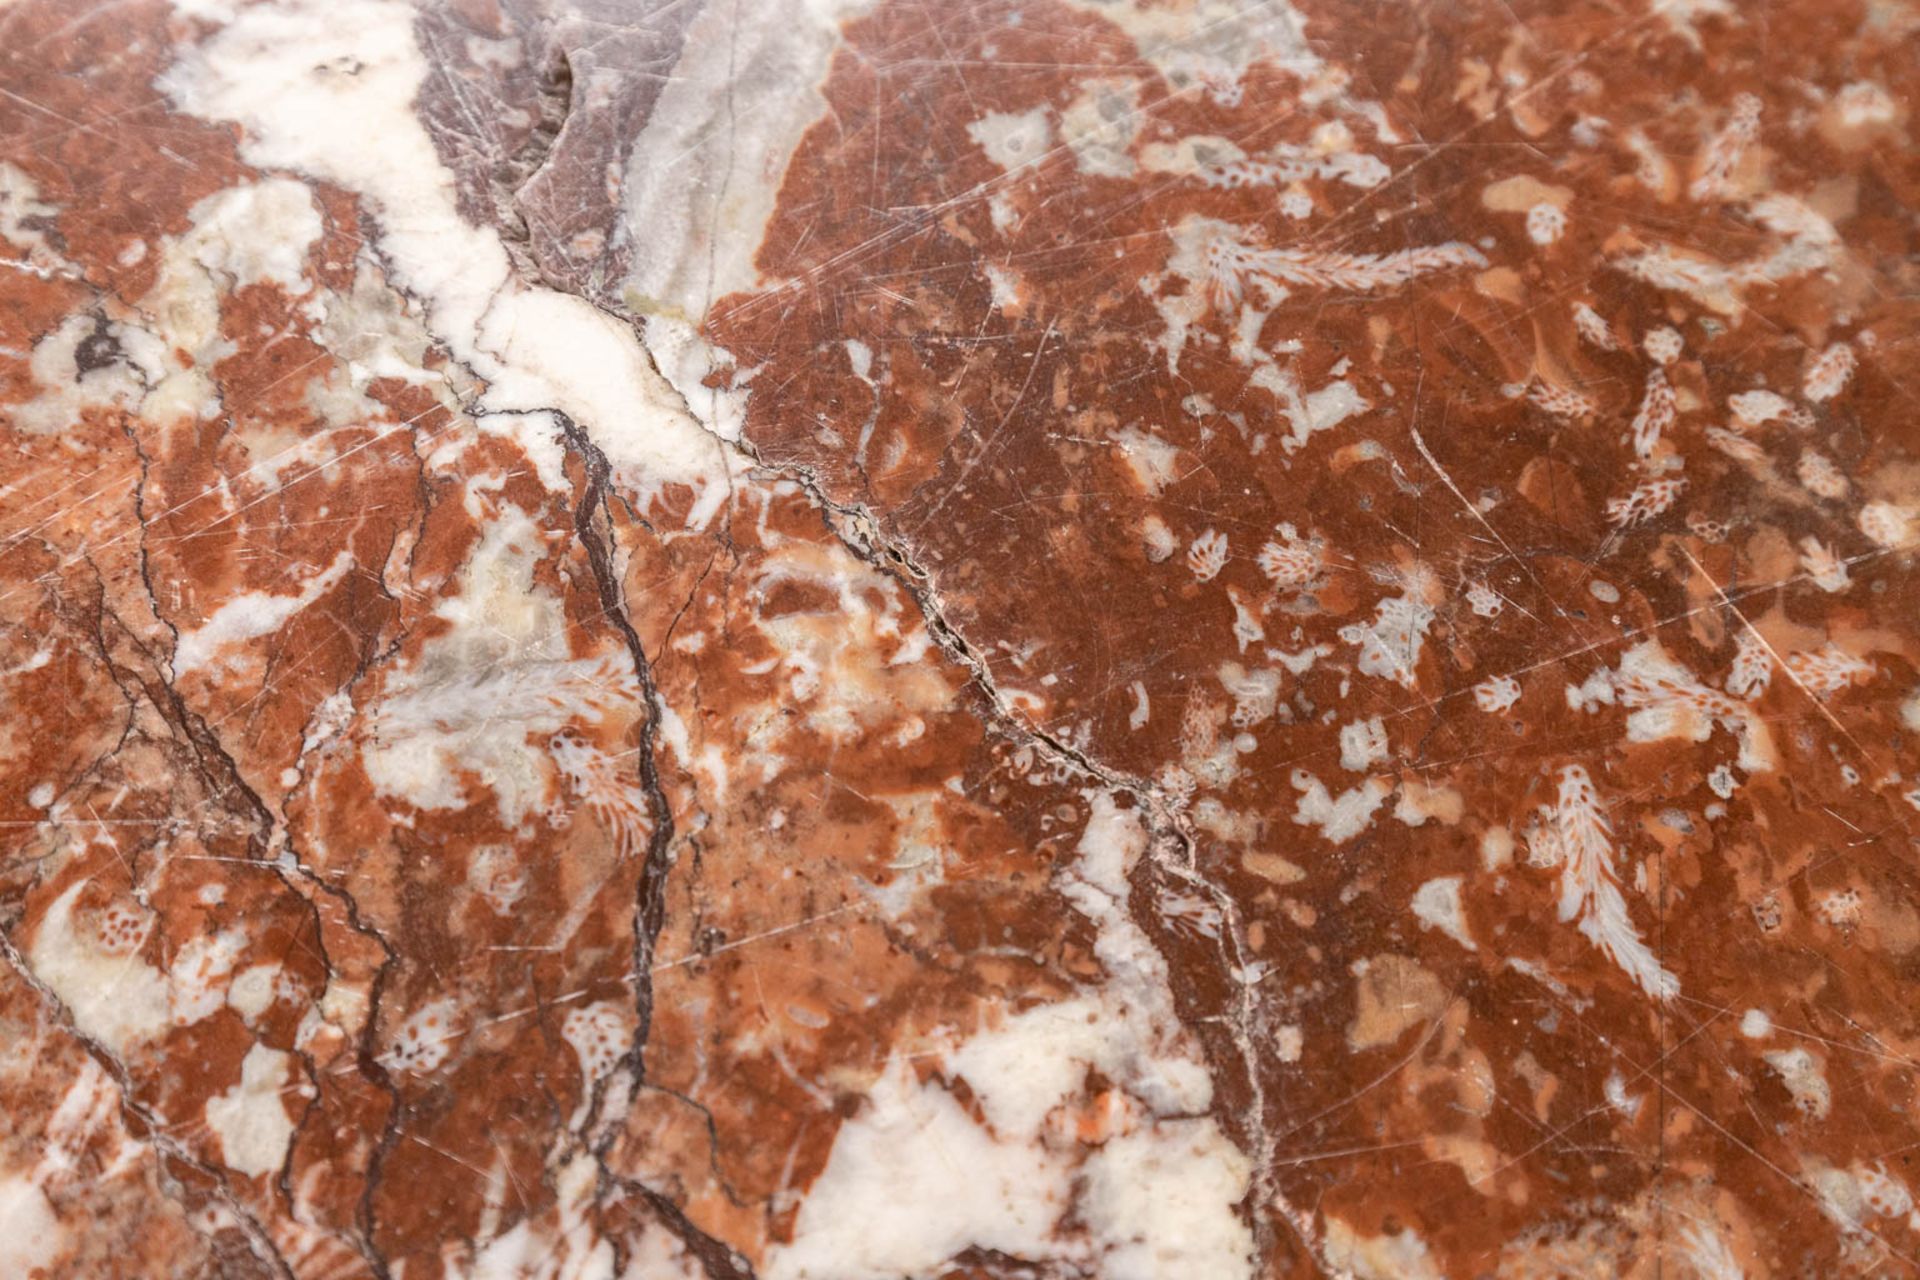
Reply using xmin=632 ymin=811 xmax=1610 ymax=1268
xmin=1283 ymin=378 xmax=1370 ymax=452
xmin=227 ymin=964 xmax=283 ymax=1021
xmin=169 ymin=929 xmax=248 ymax=1026
xmin=381 ymin=998 xmax=461 ymax=1075
xmin=771 ymin=794 xmax=1252 ymax=1279
xmin=1765 ymin=1046 xmax=1831 ymax=1118
xmin=1858 ymin=500 xmax=1917 ymax=549
xmin=1339 ymin=592 xmax=1435 ymax=689
xmin=767 ymin=1052 xmax=1075 ymax=1280
xmin=0 ymin=1178 xmax=60 ymax=1276
xmin=1411 ymin=876 xmax=1475 ymax=950
xmin=1141 ymin=514 xmax=1176 ymax=562
xmin=1291 ymin=770 xmax=1390 ymax=844
xmin=1323 ymin=1217 xmax=1444 ymax=1280
xmin=204 ymin=1044 xmax=296 ymax=1177
xmin=1642 ymin=325 xmax=1684 ymax=364
xmin=1798 ymin=449 xmax=1848 ymax=498
xmin=984 ymin=262 xmax=1021 ymax=313
xmin=1803 ymin=341 xmax=1855 ymax=402
xmin=1526 ymin=201 xmax=1565 ymax=244
xmin=1078 ymin=1120 xmax=1253 ymax=1280
xmin=949 ymin=996 xmax=1121 ymax=1136
xmin=177 ymin=178 xmax=322 ymax=292
xmin=1728 ymin=388 xmax=1792 ymax=426
xmin=1474 ymin=674 xmax=1522 ymax=713
xmin=173 ymin=551 xmax=351 ymax=676
xmin=1604 ymin=1070 xmax=1643 ymax=1120
xmin=1836 ymin=81 xmax=1898 ymax=126
xmin=1339 ymin=716 xmax=1389 ymax=771
xmin=1111 ymin=424 xmax=1184 ymax=496
xmin=1707 ymin=763 xmax=1738 ymax=798
xmin=26 ymin=883 xmax=170 ymax=1055
xmin=967 ymin=107 xmax=1052 ymax=172
xmin=1572 ymin=301 xmax=1617 ymax=349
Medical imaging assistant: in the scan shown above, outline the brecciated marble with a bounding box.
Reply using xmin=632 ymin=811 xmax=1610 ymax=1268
xmin=3 ymin=0 xmax=1919 ymax=1275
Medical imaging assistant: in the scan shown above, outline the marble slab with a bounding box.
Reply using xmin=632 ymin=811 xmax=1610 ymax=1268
xmin=2 ymin=0 xmax=1919 ymax=1275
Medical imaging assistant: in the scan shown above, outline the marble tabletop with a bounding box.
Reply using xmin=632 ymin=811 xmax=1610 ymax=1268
xmin=2 ymin=0 xmax=1918 ymax=1275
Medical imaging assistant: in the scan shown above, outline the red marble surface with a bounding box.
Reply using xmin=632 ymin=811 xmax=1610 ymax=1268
xmin=2 ymin=0 xmax=1919 ymax=1276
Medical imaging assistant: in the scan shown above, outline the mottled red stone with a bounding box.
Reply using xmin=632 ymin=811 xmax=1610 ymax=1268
xmin=3 ymin=0 xmax=1920 ymax=1276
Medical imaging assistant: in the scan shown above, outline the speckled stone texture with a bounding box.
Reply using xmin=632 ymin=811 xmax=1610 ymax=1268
xmin=3 ymin=0 xmax=1920 ymax=1276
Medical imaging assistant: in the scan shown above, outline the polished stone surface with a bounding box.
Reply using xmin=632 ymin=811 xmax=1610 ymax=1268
xmin=3 ymin=0 xmax=1920 ymax=1275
